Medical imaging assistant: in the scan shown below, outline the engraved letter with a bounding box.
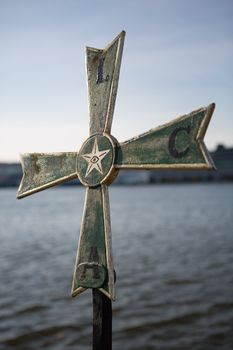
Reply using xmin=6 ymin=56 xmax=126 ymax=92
xmin=96 ymin=57 xmax=109 ymax=84
xmin=81 ymin=246 xmax=100 ymax=280
xmin=168 ymin=126 xmax=191 ymax=158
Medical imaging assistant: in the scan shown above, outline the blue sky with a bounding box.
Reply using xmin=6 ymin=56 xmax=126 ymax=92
xmin=0 ymin=0 xmax=232 ymax=161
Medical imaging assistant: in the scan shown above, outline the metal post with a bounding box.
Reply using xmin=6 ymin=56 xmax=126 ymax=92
xmin=92 ymin=289 xmax=112 ymax=350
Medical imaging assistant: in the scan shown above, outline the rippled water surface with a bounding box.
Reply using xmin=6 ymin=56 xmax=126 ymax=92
xmin=0 ymin=184 xmax=233 ymax=350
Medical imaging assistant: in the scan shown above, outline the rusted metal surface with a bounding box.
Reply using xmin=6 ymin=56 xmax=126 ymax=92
xmin=17 ymin=30 xmax=216 ymax=350
xmin=115 ymin=103 xmax=215 ymax=169
xmin=17 ymin=32 xmax=215 ymax=303
xmin=77 ymin=133 xmax=118 ymax=188
xmin=72 ymin=185 xmax=115 ymax=300
xmin=18 ymin=152 xmax=77 ymax=198
xmin=87 ymin=31 xmax=125 ymax=135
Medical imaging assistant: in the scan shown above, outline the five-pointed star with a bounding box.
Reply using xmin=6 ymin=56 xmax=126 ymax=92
xmin=82 ymin=138 xmax=110 ymax=177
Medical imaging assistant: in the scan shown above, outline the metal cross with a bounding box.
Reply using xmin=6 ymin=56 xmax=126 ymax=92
xmin=17 ymin=31 xmax=215 ymax=303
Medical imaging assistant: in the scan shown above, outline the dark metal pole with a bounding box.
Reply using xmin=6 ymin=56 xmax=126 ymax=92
xmin=92 ymin=289 xmax=112 ymax=350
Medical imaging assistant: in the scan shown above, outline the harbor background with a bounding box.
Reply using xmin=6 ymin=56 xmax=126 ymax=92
xmin=0 ymin=184 xmax=233 ymax=350
xmin=1 ymin=1 xmax=232 ymax=349
xmin=0 ymin=145 xmax=233 ymax=188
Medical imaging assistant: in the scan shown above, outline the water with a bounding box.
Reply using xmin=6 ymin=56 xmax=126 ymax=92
xmin=0 ymin=184 xmax=233 ymax=350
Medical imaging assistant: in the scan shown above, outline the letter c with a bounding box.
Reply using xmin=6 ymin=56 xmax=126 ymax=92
xmin=168 ymin=126 xmax=191 ymax=158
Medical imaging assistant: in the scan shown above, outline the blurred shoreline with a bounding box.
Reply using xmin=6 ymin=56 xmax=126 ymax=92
xmin=1 ymin=144 xmax=233 ymax=187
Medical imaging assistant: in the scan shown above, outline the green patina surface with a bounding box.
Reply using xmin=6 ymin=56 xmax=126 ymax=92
xmin=87 ymin=44 xmax=117 ymax=134
xmin=87 ymin=33 xmax=124 ymax=135
xmin=77 ymin=134 xmax=114 ymax=187
xmin=76 ymin=263 xmax=107 ymax=288
xmin=18 ymin=153 xmax=77 ymax=198
xmin=74 ymin=187 xmax=108 ymax=289
xmin=17 ymin=31 xmax=215 ymax=301
xmin=115 ymin=110 xmax=206 ymax=167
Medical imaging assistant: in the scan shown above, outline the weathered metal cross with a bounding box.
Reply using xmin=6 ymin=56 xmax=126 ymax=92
xmin=17 ymin=31 xmax=215 ymax=303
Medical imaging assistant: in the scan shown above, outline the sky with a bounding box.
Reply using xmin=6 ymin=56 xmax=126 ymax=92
xmin=0 ymin=0 xmax=232 ymax=162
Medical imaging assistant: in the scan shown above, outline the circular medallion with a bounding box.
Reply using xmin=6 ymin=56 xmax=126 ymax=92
xmin=77 ymin=133 xmax=117 ymax=187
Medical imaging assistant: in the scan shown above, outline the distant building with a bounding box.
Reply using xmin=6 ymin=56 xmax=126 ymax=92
xmin=0 ymin=163 xmax=21 ymax=187
xmin=211 ymin=145 xmax=233 ymax=181
xmin=115 ymin=169 xmax=151 ymax=184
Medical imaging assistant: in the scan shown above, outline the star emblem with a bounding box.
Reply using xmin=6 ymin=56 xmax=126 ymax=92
xmin=82 ymin=138 xmax=110 ymax=177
